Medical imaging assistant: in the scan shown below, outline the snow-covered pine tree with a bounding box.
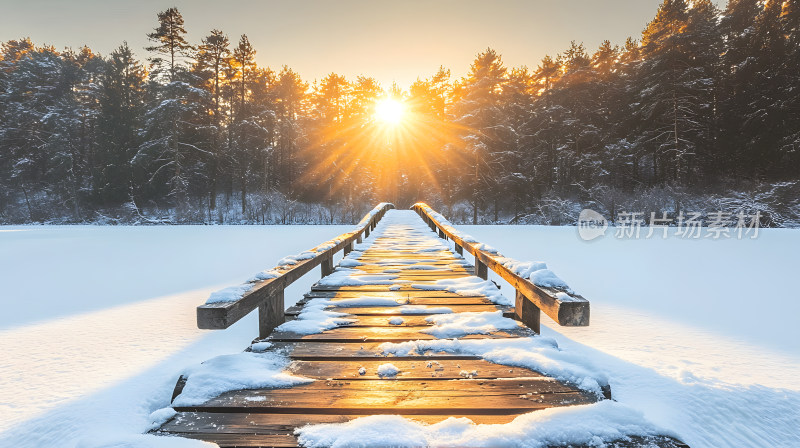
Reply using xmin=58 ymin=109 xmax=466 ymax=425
xmin=136 ymin=8 xmax=209 ymax=221
xmin=193 ymin=29 xmax=231 ymax=211
xmin=229 ymin=35 xmax=259 ymax=216
xmin=451 ymin=48 xmax=508 ymax=223
xmin=96 ymin=42 xmax=146 ymax=207
xmin=630 ymin=0 xmax=719 ymax=186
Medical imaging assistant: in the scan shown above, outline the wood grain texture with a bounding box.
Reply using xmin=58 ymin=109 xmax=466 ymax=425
xmin=156 ymin=208 xmax=684 ymax=448
xmin=412 ymin=203 xmax=590 ymax=327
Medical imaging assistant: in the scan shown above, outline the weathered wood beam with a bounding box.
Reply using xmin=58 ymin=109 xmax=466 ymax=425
xmin=259 ymin=289 xmax=285 ymax=339
xmin=515 ymin=290 xmax=541 ymax=334
xmin=197 ymin=203 xmax=394 ymax=331
xmin=475 ymin=259 xmax=488 ymax=280
xmin=321 ymin=256 xmax=334 ymax=277
xmin=412 ymin=203 xmax=589 ymax=327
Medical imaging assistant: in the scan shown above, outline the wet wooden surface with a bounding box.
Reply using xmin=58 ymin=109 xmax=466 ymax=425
xmin=155 ymin=211 xmax=685 ymax=447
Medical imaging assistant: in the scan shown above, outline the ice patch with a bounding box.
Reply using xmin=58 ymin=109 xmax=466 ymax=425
xmin=380 ymin=337 xmax=607 ymax=396
xmin=173 ymin=352 xmax=313 ymax=407
xmin=276 ymin=250 xmax=317 ymax=266
xmin=250 ymin=342 xmax=272 ymax=352
xmin=247 ymin=269 xmax=281 ymax=282
xmin=147 ymin=407 xmax=177 ymax=431
xmin=497 ymin=257 xmax=548 ymax=279
xmin=530 ymin=269 xmax=572 ymax=292
xmin=377 ymin=363 xmax=400 ymax=378
xmin=413 ymin=277 xmax=511 ymax=306
xmin=329 ymin=297 xmax=402 ymax=307
xmin=318 ymin=269 xmax=399 ymax=286
xmin=294 ymin=401 xmax=667 ymax=448
xmin=276 ymin=299 xmax=355 ymax=335
xmin=338 ymin=259 xmax=363 ymax=268
xmin=422 ymin=311 xmax=520 ymax=338
xmin=399 ymin=305 xmax=453 ymax=314
xmin=205 ymin=284 xmax=252 ymax=304
xmin=388 ymin=317 xmax=404 ymax=325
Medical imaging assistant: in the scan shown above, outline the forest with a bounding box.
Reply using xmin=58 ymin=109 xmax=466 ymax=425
xmin=1 ymin=0 xmax=799 ymax=225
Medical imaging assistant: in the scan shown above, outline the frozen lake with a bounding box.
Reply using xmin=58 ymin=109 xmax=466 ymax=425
xmin=1 ymin=223 xmax=798 ymax=447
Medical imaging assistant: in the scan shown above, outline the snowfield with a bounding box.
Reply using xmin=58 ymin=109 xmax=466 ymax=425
xmin=1 ymin=223 xmax=799 ymax=447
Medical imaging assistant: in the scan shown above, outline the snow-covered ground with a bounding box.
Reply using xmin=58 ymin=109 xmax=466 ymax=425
xmin=0 ymin=225 xmax=348 ymax=447
xmin=1 ymin=223 xmax=798 ymax=447
xmin=459 ymin=225 xmax=800 ymax=448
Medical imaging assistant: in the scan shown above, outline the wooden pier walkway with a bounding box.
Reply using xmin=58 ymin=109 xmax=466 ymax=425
xmin=154 ymin=204 xmax=686 ymax=447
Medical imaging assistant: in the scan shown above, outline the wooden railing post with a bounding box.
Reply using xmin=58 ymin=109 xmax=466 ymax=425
xmin=515 ymin=290 xmax=541 ymax=334
xmin=321 ymin=256 xmax=334 ymax=277
xmin=411 ymin=202 xmax=589 ymax=329
xmin=197 ymin=203 xmax=396 ymax=337
xmin=475 ymin=259 xmax=488 ymax=280
xmin=258 ymin=290 xmax=285 ymax=339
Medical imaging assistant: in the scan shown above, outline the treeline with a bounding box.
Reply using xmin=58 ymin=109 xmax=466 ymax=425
xmin=1 ymin=0 xmax=799 ymax=225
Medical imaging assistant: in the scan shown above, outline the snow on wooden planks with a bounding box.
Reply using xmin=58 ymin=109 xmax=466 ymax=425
xmin=155 ymin=210 xmax=684 ymax=447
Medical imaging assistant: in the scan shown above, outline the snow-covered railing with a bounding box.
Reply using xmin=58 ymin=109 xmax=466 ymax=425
xmin=197 ymin=203 xmax=395 ymax=337
xmin=412 ymin=203 xmax=589 ymax=332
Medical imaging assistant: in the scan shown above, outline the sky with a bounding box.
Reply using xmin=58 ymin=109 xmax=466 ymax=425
xmin=0 ymin=0 xmax=725 ymax=89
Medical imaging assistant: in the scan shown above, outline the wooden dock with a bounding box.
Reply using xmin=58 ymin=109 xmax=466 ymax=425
xmin=154 ymin=204 xmax=687 ymax=447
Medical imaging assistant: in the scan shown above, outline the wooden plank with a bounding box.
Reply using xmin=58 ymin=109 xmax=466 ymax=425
xmin=268 ymin=325 xmax=533 ymax=342
xmin=314 ymin=315 xmax=441 ymax=327
xmin=286 ymin=304 xmax=509 ymax=316
xmin=174 ymin=378 xmax=595 ymax=414
xmin=158 ymin=411 xmax=522 ymax=434
xmin=286 ymin=314 xmax=512 ymax=327
xmin=295 ymin=294 xmax=500 ymax=306
xmin=286 ymin=359 xmax=544 ymax=380
xmin=156 ymin=414 xmax=688 ymax=448
xmin=303 ymin=290 xmax=487 ymax=299
xmin=160 ymin=432 xmax=689 ymax=448
xmin=310 ymin=284 xmax=470 ymax=292
xmin=267 ymin=341 xmax=484 ymax=360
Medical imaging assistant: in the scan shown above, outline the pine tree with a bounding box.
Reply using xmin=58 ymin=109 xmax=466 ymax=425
xmin=97 ymin=42 xmax=146 ymax=206
xmin=274 ymin=66 xmax=309 ymax=189
xmin=194 ymin=29 xmax=231 ymax=210
xmin=781 ymin=0 xmax=800 ymax=163
xmin=631 ymin=0 xmax=719 ymax=185
xmin=452 ymin=48 xmax=507 ymax=223
xmin=230 ymin=34 xmax=258 ymax=215
xmin=146 ymin=7 xmax=193 ymax=82
xmin=718 ymin=0 xmax=761 ymax=179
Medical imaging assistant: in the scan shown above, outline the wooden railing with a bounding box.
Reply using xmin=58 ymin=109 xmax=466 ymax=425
xmin=197 ymin=203 xmax=395 ymax=338
xmin=412 ymin=203 xmax=589 ymax=333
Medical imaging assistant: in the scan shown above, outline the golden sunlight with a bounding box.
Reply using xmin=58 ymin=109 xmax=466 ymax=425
xmin=375 ymin=98 xmax=405 ymax=125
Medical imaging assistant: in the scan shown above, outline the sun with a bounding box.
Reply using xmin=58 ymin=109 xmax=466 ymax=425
xmin=375 ymin=98 xmax=405 ymax=125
